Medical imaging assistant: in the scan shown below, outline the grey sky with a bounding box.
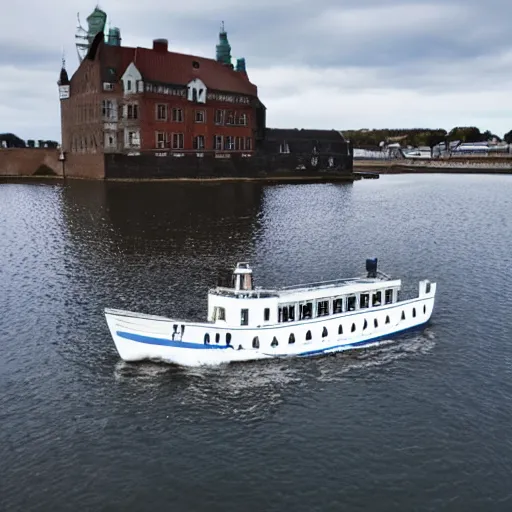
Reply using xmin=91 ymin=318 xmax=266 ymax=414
xmin=1 ymin=0 xmax=511 ymax=141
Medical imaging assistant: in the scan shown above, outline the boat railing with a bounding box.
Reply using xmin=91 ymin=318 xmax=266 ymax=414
xmin=279 ymin=271 xmax=391 ymax=291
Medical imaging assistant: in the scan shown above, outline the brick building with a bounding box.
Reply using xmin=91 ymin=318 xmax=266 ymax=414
xmin=57 ymin=8 xmax=352 ymax=180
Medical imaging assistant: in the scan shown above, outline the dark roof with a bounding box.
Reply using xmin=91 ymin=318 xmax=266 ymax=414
xmin=99 ymin=41 xmax=257 ymax=96
xmin=265 ymin=129 xmax=346 ymax=142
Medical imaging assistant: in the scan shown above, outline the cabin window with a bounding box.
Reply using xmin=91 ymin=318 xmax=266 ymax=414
xmin=279 ymin=305 xmax=296 ymax=323
xmin=423 ymin=305 xmax=426 ymax=314
xmin=351 ymin=323 xmax=356 ymax=332
xmin=214 ymin=307 xmax=225 ymax=321
xmin=360 ymin=293 xmax=370 ymax=309
xmin=385 ymin=289 xmax=393 ymax=305
xmin=306 ymin=330 xmax=312 ymax=341
xmin=413 ymin=308 xmax=416 ymax=318
xmin=338 ymin=325 xmax=343 ymax=335
xmin=385 ymin=315 xmax=390 ymax=324
xmin=226 ymin=333 xmax=232 ymax=345
xmin=347 ymin=296 xmax=357 ymax=311
xmin=299 ymin=302 xmax=313 ymax=320
xmin=363 ymin=319 xmax=368 ymax=330
xmin=316 ymin=300 xmax=329 ymax=317
xmin=264 ymin=308 xmax=270 ymax=321
xmin=426 ymin=282 xmax=431 ymax=294
xmin=241 ymin=308 xmax=249 ymax=326
xmin=271 ymin=337 xmax=278 ymax=347
xmin=374 ymin=318 xmax=378 ymax=328
xmin=333 ymin=298 xmax=343 ymax=314
xmin=401 ymin=311 xmax=406 ymax=321
xmin=215 ymin=333 xmax=220 ymax=343
xmin=372 ymin=291 xmax=382 ymax=307
xmin=289 ymin=333 xmax=295 ymax=344
xmin=204 ymin=333 xmax=210 ymax=344
xmin=322 ymin=327 xmax=328 ymax=338
xmin=252 ymin=336 xmax=259 ymax=349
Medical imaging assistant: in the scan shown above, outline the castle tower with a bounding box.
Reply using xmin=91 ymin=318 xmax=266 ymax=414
xmin=216 ymin=21 xmax=232 ymax=67
xmin=75 ymin=6 xmax=107 ymax=62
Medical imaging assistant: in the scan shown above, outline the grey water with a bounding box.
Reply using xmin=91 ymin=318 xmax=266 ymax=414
xmin=1 ymin=174 xmax=512 ymax=511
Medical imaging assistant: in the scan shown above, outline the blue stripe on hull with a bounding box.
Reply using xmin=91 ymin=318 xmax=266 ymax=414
xmin=116 ymin=321 xmax=429 ymax=357
xmin=116 ymin=331 xmax=233 ymax=350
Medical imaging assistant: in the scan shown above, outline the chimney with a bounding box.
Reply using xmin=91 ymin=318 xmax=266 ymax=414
xmin=153 ymin=39 xmax=168 ymax=52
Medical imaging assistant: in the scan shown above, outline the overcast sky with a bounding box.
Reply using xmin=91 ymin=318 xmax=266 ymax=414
xmin=1 ymin=0 xmax=512 ymax=141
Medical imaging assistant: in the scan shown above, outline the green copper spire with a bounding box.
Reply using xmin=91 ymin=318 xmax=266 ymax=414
xmin=216 ymin=21 xmax=232 ymax=66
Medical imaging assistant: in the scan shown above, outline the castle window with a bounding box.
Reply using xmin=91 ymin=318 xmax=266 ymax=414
xmin=224 ymin=136 xmax=235 ymax=150
xmin=245 ymin=137 xmax=252 ymax=150
xmin=193 ymin=135 xmax=205 ymax=150
xmin=172 ymin=133 xmax=184 ymax=149
xmin=226 ymin=111 xmax=234 ymax=125
xmin=156 ymin=104 xmax=167 ymax=121
xmin=102 ymin=100 xmax=113 ymax=119
xmin=280 ymin=141 xmax=290 ymax=154
xmin=156 ymin=132 xmax=167 ymax=149
xmin=239 ymin=113 xmax=247 ymax=125
xmin=215 ymin=110 xmax=224 ymax=125
xmin=192 ymin=88 xmax=198 ymax=102
xmin=235 ymin=137 xmax=243 ymax=150
xmin=214 ymin=135 xmax=223 ymax=150
xmin=172 ymin=108 xmax=183 ymax=122
xmin=195 ymin=110 xmax=205 ymax=123
xmin=127 ymin=104 xmax=138 ymax=120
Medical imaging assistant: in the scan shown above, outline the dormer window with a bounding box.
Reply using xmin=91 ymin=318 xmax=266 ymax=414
xmin=127 ymin=80 xmax=132 ymax=91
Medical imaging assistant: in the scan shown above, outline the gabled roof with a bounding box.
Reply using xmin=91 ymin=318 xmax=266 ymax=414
xmin=99 ymin=41 xmax=257 ymax=96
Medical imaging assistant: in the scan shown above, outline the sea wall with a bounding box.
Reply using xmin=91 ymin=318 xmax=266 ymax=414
xmin=0 ymin=148 xmax=63 ymax=177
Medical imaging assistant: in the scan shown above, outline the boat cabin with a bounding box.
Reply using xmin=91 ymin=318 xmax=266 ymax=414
xmin=207 ymin=261 xmax=402 ymax=328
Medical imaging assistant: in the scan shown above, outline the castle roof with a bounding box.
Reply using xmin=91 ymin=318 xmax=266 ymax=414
xmin=100 ymin=40 xmax=257 ymax=97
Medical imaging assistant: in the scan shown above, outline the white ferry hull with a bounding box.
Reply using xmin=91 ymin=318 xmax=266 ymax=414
xmin=105 ymin=287 xmax=436 ymax=367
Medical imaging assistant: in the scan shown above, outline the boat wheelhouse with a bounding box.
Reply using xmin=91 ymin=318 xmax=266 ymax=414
xmin=105 ymin=259 xmax=436 ymax=367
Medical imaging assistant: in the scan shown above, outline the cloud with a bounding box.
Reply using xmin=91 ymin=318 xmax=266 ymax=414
xmin=1 ymin=0 xmax=511 ymax=141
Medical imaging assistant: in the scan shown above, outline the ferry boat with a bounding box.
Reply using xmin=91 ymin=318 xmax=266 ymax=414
xmin=105 ymin=259 xmax=436 ymax=367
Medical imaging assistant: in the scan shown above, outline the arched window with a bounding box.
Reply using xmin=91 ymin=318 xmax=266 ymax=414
xmin=338 ymin=324 xmax=343 ymax=335
xmin=204 ymin=333 xmax=210 ymax=344
xmin=252 ymin=336 xmax=259 ymax=349
xmin=288 ymin=333 xmax=295 ymax=344
xmin=306 ymin=330 xmax=312 ymax=341
xmin=322 ymin=326 xmax=328 ymax=338
xmin=271 ymin=337 xmax=278 ymax=347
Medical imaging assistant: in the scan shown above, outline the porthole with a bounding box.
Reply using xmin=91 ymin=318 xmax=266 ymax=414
xmin=215 ymin=333 xmax=220 ymax=344
xmin=271 ymin=337 xmax=278 ymax=347
xmin=423 ymin=305 xmax=426 ymax=314
xmin=385 ymin=316 xmax=390 ymax=324
xmin=289 ymin=333 xmax=295 ymax=344
xmin=374 ymin=318 xmax=378 ymax=328
xmin=322 ymin=327 xmax=328 ymax=338
xmin=401 ymin=311 xmax=405 ymax=321
xmin=306 ymin=330 xmax=312 ymax=341
xmin=204 ymin=333 xmax=210 ymax=344
xmin=226 ymin=333 xmax=231 ymax=345
xmin=338 ymin=324 xmax=343 ymax=335
xmin=351 ymin=323 xmax=356 ymax=333
xmin=192 ymin=60 xmax=200 ymax=69
xmin=252 ymin=336 xmax=260 ymax=349
xmin=413 ymin=308 xmax=416 ymax=318
xmin=363 ymin=319 xmax=368 ymax=330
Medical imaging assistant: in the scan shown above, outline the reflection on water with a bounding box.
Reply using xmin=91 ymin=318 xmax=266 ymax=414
xmin=2 ymin=175 xmax=512 ymax=511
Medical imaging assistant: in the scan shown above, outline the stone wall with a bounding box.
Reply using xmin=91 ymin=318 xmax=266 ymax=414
xmin=63 ymin=153 xmax=106 ymax=179
xmin=104 ymin=151 xmax=353 ymax=180
xmin=0 ymin=148 xmax=62 ymax=177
